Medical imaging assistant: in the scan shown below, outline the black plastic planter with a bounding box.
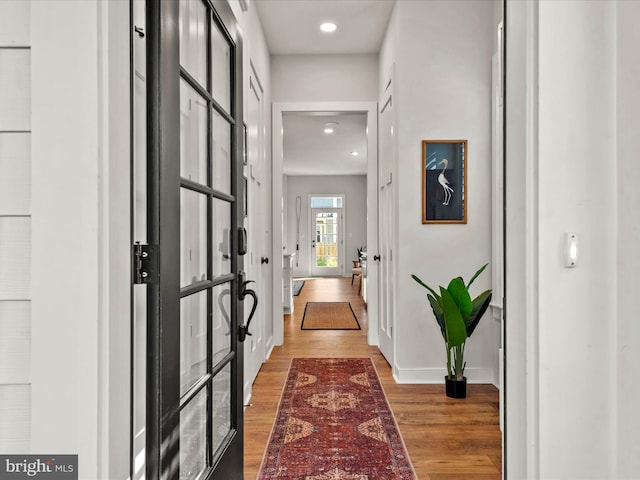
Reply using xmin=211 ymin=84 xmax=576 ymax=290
xmin=445 ymin=375 xmax=467 ymax=398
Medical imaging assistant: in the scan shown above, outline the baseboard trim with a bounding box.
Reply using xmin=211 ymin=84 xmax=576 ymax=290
xmin=243 ymin=388 xmax=252 ymax=408
xmin=393 ymin=366 xmax=498 ymax=387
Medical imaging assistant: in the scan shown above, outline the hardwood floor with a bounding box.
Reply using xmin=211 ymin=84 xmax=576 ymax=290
xmin=243 ymin=277 xmax=502 ymax=479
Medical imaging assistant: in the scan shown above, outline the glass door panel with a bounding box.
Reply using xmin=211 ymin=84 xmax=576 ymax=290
xmin=211 ymin=109 xmax=232 ymax=195
xmin=211 ymin=283 xmax=232 ymax=362
xmin=311 ymin=208 xmax=343 ymax=277
xmin=212 ymin=198 xmax=231 ymax=277
xmin=210 ymin=24 xmax=231 ymax=113
xmin=211 ymin=363 xmax=232 ymax=457
xmin=180 ymin=388 xmax=207 ymax=480
xmin=180 ymin=79 xmax=208 ymax=185
xmin=179 ymin=0 xmax=207 ymax=85
xmin=316 ymin=212 xmax=338 ymax=267
xmin=180 ymin=189 xmax=208 ymax=287
xmin=180 ymin=291 xmax=208 ymax=394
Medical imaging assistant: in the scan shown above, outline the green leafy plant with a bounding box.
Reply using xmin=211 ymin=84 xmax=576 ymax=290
xmin=411 ymin=264 xmax=492 ymax=381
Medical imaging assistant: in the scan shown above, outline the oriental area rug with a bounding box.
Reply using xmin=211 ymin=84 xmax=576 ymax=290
xmin=257 ymin=358 xmax=416 ymax=480
xmin=300 ymin=302 xmax=361 ymax=330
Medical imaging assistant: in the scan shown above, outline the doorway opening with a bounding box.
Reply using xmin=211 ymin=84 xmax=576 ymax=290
xmin=271 ymin=103 xmax=379 ymax=348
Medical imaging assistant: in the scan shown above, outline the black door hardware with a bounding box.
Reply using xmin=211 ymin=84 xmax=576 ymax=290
xmin=133 ymin=242 xmax=159 ymax=284
xmin=238 ymin=279 xmax=258 ymax=342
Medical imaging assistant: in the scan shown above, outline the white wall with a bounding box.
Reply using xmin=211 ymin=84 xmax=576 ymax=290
xmin=285 ymin=175 xmax=367 ymax=277
xmin=0 ymin=2 xmax=133 ymax=478
xmin=506 ymin=0 xmax=640 ymax=477
xmin=616 ymin=0 xmax=640 ymax=477
xmin=379 ymin=0 xmax=498 ymax=384
xmin=30 ymin=1 xmax=101 ymax=476
xmin=272 ymin=54 xmax=378 ymax=102
xmin=0 ymin=0 xmax=31 ymax=455
xmin=537 ymin=2 xmax=617 ymax=477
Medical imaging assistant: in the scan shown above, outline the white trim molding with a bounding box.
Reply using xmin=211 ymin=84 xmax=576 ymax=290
xmin=393 ymin=367 xmax=498 ymax=387
xmin=505 ymin=0 xmax=540 ymax=477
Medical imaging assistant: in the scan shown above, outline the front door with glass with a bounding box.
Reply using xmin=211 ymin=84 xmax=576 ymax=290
xmin=140 ymin=1 xmax=245 ymax=479
xmin=310 ymin=208 xmax=343 ymax=277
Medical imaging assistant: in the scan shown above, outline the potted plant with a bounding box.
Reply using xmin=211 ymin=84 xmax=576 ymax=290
xmin=411 ymin=264 xmax=492 ymax=398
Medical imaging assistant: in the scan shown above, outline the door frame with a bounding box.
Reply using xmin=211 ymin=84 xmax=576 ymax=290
xmin=504 ymin=0 xmax=539 ymax=476
xmin=271 ymin=102 xmax=378 ymax=348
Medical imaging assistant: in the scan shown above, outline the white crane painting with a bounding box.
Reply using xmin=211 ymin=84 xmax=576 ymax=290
xmin=438 ymin=158 xmax=454 ymax=206
xmin=422 ymin=139 xmax=467 ymax=224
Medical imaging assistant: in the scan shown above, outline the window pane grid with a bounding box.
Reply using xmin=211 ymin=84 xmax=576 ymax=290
xmin=177 ymin=1 xmax=237 ymax=477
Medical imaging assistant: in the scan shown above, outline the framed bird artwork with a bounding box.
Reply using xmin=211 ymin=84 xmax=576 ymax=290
xmin=422 ymin=139 xmax=467 ymax=224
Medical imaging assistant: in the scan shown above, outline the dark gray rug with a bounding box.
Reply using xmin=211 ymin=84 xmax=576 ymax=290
xmin=293 ymin=280 xmax=305 ymax=296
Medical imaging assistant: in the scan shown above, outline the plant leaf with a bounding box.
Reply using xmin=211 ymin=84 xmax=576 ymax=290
xmin=427 ymin=293 xmax=446 ymax=340
xmin=411 ymin=274 xmax=440 ymax=299
xmin=465 ymin=290 xmax=493 ymax=336
xmin=440 ymin=287 xmax=467 ymax=348
xmin=447 ymin=277 xmax=473 ymax=318
xmin=466 ymin=263 xmax=489 ymax=289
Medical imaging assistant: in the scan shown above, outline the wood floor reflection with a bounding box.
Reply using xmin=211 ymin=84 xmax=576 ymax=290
xmin=243 ymin=277 xmax=502 ymax=479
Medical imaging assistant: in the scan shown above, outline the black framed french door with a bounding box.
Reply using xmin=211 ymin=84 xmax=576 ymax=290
xmin=144 ymin=1 xmax=244 ymax=478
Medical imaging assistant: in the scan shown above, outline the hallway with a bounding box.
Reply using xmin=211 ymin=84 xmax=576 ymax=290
xmin=244 ymin=277 xmax=502 ymax=479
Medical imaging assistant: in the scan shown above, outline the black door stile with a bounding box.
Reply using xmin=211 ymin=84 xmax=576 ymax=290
xmin=146 ymin=1 xmax=181 ymax=478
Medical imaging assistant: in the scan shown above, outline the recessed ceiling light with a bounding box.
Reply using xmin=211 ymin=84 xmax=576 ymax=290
xmin=320 ymin=22 xmax=337 ymax=33
xmin=351 ymin=151 xmax=359 ymax=156
xmin=324 ymin=121 xmax=338 ymax=134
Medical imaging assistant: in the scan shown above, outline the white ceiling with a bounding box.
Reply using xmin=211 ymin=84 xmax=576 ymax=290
xmin=255 ymin=0 xmax=395 ymax=176
xmin=255 ymin=0 xmax=395 ymax=55
xmin=282 ymin=112 xmax=368 ymax=176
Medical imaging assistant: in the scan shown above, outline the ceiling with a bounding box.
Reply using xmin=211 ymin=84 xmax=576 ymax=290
xmin=255 ymin=0 xmax=395 ymax=175
xmin=255 ymin=0 xmax=395 ymax=55
xmin=282 ymin=112 xmax=368 ymax=176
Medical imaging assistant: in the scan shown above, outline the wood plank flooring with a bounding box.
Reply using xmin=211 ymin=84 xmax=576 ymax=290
xmin=243 ymin=277 xmax=502 ymax=479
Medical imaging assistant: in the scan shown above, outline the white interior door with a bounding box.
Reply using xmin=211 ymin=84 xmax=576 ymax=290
xmin=310 ymin=208 xmax=344 ymax=277
xmin=243 ymin=72 xmax=266 ymax=401
xmin=378 ymin=83 xmax=395 ymax=365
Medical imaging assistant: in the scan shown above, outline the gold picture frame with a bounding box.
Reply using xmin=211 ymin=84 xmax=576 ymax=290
xmin=422 ymin=140 xmax=467 ymax=224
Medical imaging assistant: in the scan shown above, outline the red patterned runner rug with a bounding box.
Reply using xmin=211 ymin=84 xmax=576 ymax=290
xmin=257 ymin=358 xmax=416 ymax=479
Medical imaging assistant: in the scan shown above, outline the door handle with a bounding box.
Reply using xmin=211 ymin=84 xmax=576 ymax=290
xmin=373 ymin=254 xmax=381 ymax=261
xmin=238 ymin=280 xmax=258 ymax=342
xmin=312 ymin=240 xmax=316 ymax=248
xmin=238 ymin=227 xmax=248 ymax=256
xmin=261 ymin=256 xmax=269 ymax=264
